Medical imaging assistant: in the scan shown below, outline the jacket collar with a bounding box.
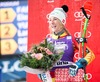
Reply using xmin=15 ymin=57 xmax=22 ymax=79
xmin=52 ymin=32 xmax=67 ymax=39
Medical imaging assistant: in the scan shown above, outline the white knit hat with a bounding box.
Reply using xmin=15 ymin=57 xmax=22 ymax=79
xmin=47 ymin=5 xmax=68 ymax=25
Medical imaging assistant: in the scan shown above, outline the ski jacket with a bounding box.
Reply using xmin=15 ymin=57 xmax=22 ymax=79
xmin=46 ymin=32 xmax=95 ymax=66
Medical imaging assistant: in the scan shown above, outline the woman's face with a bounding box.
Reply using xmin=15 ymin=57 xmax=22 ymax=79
xmin=48 ymin=16 xmax=64 ymax=34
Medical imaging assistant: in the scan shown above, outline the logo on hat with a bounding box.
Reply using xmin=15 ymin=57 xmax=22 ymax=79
xmin=62 ymin=19 xmax=65 ymax=24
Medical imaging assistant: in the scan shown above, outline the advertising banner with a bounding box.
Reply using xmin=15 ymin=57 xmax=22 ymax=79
xmin=0 ymin=0 xmax=28 ymax=55
xmin=28 ymin=0 xmax=100 ymax=82
xmin=0 ymin=0 xmax=28 ymax=81
xmin=0 ymin=67 xmax=1 ymax=82
xmin=0 ymin=56 xmax=26 ymax=82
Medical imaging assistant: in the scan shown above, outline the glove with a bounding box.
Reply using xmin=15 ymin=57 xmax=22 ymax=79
xmin=69 ymin=58 xmax=88 ymax=76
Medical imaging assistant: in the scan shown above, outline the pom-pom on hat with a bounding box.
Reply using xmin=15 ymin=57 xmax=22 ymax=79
xmin=47 ymin=5 xmax=68 ymax=25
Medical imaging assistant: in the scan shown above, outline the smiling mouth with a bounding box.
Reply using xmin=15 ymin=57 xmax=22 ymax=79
xmin=51 ymin=25 xmax=56 ymax=29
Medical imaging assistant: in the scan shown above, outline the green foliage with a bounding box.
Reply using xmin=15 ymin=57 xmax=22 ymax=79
xmin=20 ymin=39 xmax=63 ymax=71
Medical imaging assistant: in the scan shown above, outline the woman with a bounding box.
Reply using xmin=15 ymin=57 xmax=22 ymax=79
xmin=39 ymin=5 xmax=95 ymax=82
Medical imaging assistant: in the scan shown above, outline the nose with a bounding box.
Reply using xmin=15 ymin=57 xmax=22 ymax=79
xmin=48 ymin=19 xmax=54 ymax=25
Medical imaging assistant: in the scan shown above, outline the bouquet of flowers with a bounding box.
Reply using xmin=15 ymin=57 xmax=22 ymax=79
xmin=20 ymin=39 xmax=63 ymax=74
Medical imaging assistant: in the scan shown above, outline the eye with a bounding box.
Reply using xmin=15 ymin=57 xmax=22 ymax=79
xmin=53 ymin=17 xmax=57 ymax=20
xmin=48 ymin=19 xmax=51 ymax=21
xmin=48 ymin=19 xmax=51 ymax=23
